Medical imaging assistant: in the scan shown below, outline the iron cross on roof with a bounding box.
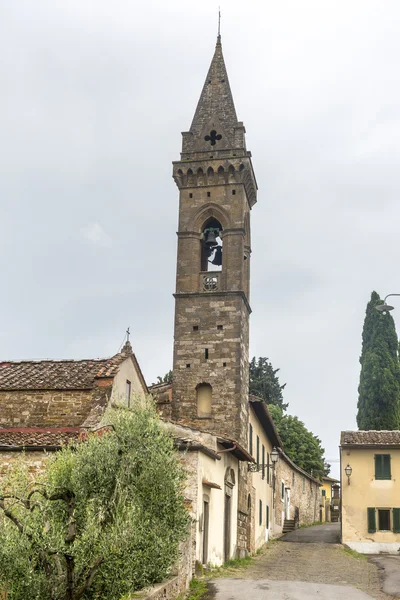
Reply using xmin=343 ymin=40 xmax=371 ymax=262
xmin=204 ymin=130 xmax=222 ymax=146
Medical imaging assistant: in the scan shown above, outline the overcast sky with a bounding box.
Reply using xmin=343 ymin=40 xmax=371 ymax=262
xmin=2 ymin=1 xmax=400 ymax=477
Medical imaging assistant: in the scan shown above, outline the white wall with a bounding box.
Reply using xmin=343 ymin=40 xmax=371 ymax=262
xmin=112 ymin=357 xmax=147 ymax=404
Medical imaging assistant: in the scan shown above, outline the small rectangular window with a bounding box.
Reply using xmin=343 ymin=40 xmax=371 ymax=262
xmin=232 ymin=189 xmax=236 ymax=195
xmin=262 ymin=445 xmax=265 ymax=479
xmin=322 ymin=489 xmax=326 ymax=497
xmin=217 ymin=325 xmax=223 ymax=330
xmin=207 ymin=191 xmax=211 ymax=197
xmin=281 ymin=482 xmax=285 ymax=501
xmin=126 ymin=380 xmax=131 ymax=406
xmin=378 ymin=509 xmax=391 ymax=531
xmin=256 ymin=436 xmax=260 ymax=469
xmin=259 ymin=499 xmax=262 ymax=525
xmin=375 ymin=454 xmax=391 ymax=480
xmin=249 ymin=423 xmax=253 ymax=456
xmin=193 ymin=325 xmax=199 ymax=331
xmin=292 ymin=472 xmax=295 ymax=487
xmin=189 ymin=193 xmax=193 ymax=198
xmin=186 ymin=364 xmax=190 ymax=368
xmin=302 ymin=478 xmax=305 ymax=492
xmin=205 ymin=348 xmax=209 ymax=360
xmin=223 ymin=362 xmax=227 ymax=367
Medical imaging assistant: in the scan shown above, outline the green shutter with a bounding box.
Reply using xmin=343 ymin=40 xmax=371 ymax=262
xmin=249 ymin=424 xmax=253 ymax=456
xmin=267 ymin=453 xmax=270 ymax=484
xmin=262 ymin=445 xmax=265 ymax=479
xmin=368 ymin=507 xmax=376 ymax=533
xmin=375 ymin=454 xmax=391 ymax=480
xmin=392 ymin=508 xmax=400 ymax=533
xmin=266 ymin=505 xmax=269 ymax=528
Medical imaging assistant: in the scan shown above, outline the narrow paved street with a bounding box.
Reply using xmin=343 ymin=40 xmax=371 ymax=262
xmin=208 ymin=524 xmax=394 ymax=600
xmin=280 ymin=522 xmax=340 ymax=543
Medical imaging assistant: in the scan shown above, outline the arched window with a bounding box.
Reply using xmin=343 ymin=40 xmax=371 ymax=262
xmin=196 ymin=383 xmax=212 ymax=417
xmin=201 ymin=217 xmax=223 ymax=272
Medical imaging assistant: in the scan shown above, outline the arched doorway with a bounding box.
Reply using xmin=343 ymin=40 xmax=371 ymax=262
xmin=224 ymin=468 xmax=235 ymax=562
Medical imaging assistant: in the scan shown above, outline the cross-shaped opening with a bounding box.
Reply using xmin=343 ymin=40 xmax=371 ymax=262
xmin=204 ymin=130 xmax=222 ymax=146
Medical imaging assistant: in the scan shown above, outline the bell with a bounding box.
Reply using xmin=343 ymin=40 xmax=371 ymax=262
xmin=210 ymin=246 xmax=222 ymax=266
xmin=204 ymin=229 xmax=218 ymax=248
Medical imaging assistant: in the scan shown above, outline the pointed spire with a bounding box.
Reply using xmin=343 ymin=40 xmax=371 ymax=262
xmin=189 ymin=36 xmax=238 ymax=148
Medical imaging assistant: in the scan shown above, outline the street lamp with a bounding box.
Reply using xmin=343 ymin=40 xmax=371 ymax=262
xmin=270 ymin=447 xmax=279 ymax=509
xmin=345 ymin=464 xmax=352 ymax=485
xmin=375 ymin=294 xmax=400 ymax=313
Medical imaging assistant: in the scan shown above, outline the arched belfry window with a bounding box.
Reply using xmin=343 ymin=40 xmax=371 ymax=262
xmin=201 ymin=217 xmax=223 ymax=272
xmin=196 ymin=383 xmax=212 ymax=417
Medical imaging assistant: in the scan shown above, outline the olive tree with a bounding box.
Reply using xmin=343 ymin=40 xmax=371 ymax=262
xmin=0 ymin=398 xmax=189 ymax=600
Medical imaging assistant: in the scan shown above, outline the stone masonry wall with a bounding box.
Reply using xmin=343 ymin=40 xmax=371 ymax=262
xmin=274 ymin=456 xmax=321 ymax=529
xmin=0 ymin=390 xmax=94 ymax=427
xmin=0 ymin=450 xmax=51 ymax=478
xmin=172 ymin=295 xmax=249 ymax=447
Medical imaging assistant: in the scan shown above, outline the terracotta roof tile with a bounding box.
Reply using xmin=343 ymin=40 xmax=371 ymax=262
xmin=0 ymin=427 xmax=81 ymax=447
xmin=0 ymin=342 xmax=133 ymax=391
xmin=341 ymin=430 xmax=400 ymax=446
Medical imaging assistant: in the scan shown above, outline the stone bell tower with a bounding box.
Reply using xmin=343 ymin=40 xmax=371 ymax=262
xmin=171 ymin=35 xmax=257 ymax=448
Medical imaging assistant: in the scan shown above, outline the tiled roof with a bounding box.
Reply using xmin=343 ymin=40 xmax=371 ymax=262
xmin=341 ymin=430 xmax=400 ymax=446
xmin=0 ymin=427 xmax=81 ymax=448
xmin=0 ymin=342 xmax=133 ymax=391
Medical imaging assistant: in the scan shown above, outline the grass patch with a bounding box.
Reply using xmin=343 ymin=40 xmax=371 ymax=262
xmin=342 ymin=547 xmax=367 ymax=560
xmin=186 ymin=578 xmax=209 ymax=600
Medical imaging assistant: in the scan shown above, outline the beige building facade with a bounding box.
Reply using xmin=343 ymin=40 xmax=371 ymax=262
xmin=341 ymin=430 xmax=400 ymax=554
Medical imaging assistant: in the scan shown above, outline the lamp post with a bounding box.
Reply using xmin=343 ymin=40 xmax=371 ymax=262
xmin=345 ymin=464 xmax=352 ymax=485
xmin=375 ymin=294 xmax=400 ymax=313
xmin=270 ymin=447 xmax=279 ymax=509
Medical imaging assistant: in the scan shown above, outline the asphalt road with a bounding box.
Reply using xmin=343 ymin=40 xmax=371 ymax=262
xmin=209 ymin=579 xmax=376 ymax=600
xmin=280 ymin=522 xmax=341 ymax=543
xmin=368 ymin=555 xmax=400 ymax=598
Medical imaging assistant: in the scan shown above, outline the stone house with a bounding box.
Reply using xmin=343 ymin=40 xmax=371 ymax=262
xmin=0 ymin=341 xmax=147 ymax=475
xmin=340 ymin=430 xmax=400 ymax=554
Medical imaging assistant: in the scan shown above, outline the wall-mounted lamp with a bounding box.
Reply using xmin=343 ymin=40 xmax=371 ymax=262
xmin=270 ymin=447 xmax=279 ymax=465
xmin=345 ymin=464 xmax=352 ymax=485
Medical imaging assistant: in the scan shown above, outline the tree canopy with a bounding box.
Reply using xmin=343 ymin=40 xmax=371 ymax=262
xmin=0 ymin=398 xmax=189 ymax=600
xmin=249 ymin=356 xmax=288 ymax=410
xmin=250 ymin=356 xmax=329 ymax=477
xmin=156 ymin=370 xmax=173 ymax=384
xmin=268 ymin=405 xmax=330 ymax=477
xmin=357 ymin=291 xmax=400 ymax=430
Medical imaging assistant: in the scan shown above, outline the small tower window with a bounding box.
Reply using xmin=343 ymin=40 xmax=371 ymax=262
xmin=186 ymin=364 xmax=191 ymax=369
xmin=205 ymin=348 xmax=209 ymax=360
xmin=217 ymin=325 xmax=223 ymax=330
xmin=197 ymin=383 xmax=212 ymax=417
xmin=232 ymin=190 xmax=236 ymax=195
xmin=207 ymin=191 xmax=211 ymax=197
xmin=193 ymin=325 xmax=199 ymax=331
xmin=189 ymin=193 xmax=193 ymax=198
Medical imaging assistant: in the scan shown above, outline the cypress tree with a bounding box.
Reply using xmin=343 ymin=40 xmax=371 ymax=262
xmin=357 ymin=291 xmax=400 ymax=430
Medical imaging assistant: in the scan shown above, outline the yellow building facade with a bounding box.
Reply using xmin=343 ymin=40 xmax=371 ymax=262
xmin=341 ymin=430 xmax=400 ymax=554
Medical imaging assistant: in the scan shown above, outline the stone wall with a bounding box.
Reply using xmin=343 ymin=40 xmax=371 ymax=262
xmin=0 ymin=450 xmax=51 ymax=478
xmin=0 ymin=390 xmax=94 ymax=427
xmin=274 ymin=454 xmax=321 ymax=531
xmin=171 ymin=294 xmax=249 ymax=447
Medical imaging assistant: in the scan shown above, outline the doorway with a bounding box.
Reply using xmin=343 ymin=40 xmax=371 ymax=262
xmin=202 ymin=499 xmax=209 ymax=565
xmin=224 ymin=494 xmax=231 ymax=562
xmin=284 ymin=488 xmax=291 ymax=520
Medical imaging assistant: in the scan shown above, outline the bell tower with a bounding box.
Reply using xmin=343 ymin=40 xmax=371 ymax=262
xmin=171 ymin=35 xmax=257 ymax=448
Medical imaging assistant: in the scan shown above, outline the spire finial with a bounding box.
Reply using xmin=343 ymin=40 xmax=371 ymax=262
xmin=217 ymin=7 xmax=221 ymax=43
xmin=126 ymin=326 xmax=130 ymax=342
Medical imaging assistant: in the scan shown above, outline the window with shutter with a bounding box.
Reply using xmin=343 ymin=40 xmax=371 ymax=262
xmin=392 ymin=508 xmax=400 ymax=533
xmin=267 ymin=453 xmax=270 ymax=484
xmin=259 ymin=499 xmax=262 ymax=525
xmin=367 ymin=507 xmax=376 ymax=533
xmin=375 ymin=454 xmax=391 ymax=480
xmin=266 ymin=505 xmax=269 ymax=529
xmin=249 ymin=424 xmax=253 ymax=456
xmin=256 ymin=436 xmax=260 ymax=469
xmin=262 ymin=445 xmax=265 ymax=479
